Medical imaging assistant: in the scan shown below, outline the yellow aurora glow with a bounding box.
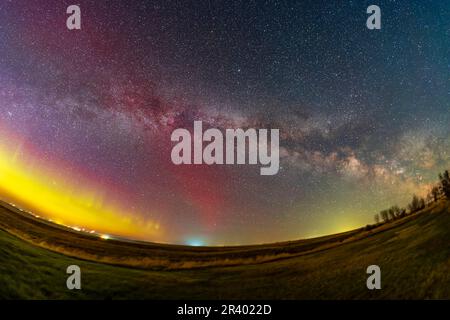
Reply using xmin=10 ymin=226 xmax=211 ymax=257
xmin=0 ymin=132 xmax=162 ymax=241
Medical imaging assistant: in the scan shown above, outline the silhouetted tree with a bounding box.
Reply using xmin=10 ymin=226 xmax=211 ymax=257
xmin=431 ymin=186 xmax=440 ymax=202
xmin=374 ymin=213 xmax=380 ymax=224
xmin=380 ymin=209 xmax=389 ymax=223
xmin=439 ymin=170 xmax=450 ymax=199
xmin=419 ymin=197 xmax=426 ymax=210
xmin=393 ymin=205 xmax=401 ymax=218
xmin=387 ymin=205 xmax=401 ymax=220
xmin=408 ymin=194 xmax=421 ymax=213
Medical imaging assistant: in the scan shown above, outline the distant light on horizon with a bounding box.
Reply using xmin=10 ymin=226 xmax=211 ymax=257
xmin=185 ymin=238 xmax=205 ymax=246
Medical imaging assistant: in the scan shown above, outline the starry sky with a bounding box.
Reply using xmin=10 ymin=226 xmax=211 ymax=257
xmin=0 ymin=1 xmax=449 ymax=245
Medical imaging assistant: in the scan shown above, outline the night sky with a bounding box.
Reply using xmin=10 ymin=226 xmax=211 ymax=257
xmin=0 ymin=1 xmax=449 ymax=245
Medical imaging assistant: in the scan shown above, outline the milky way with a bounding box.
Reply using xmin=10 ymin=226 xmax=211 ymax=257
xmin=0 ymin=1 xmax=449 ymax=245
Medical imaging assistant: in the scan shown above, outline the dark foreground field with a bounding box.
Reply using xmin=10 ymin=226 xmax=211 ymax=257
xmin=1 ymin=200 xmax=450 ymax=299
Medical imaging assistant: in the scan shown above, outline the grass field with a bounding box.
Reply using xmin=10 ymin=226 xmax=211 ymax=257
xmin=1 ymin=199 xmax=450 ymax=299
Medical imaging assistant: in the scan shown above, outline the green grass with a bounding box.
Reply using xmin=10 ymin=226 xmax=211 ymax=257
xmin=1 ymin=200 xmax=450 ymax=299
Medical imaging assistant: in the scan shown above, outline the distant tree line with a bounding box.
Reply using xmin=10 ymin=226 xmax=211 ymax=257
xmin=373 ymin=170 xmax=450 ymax=225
